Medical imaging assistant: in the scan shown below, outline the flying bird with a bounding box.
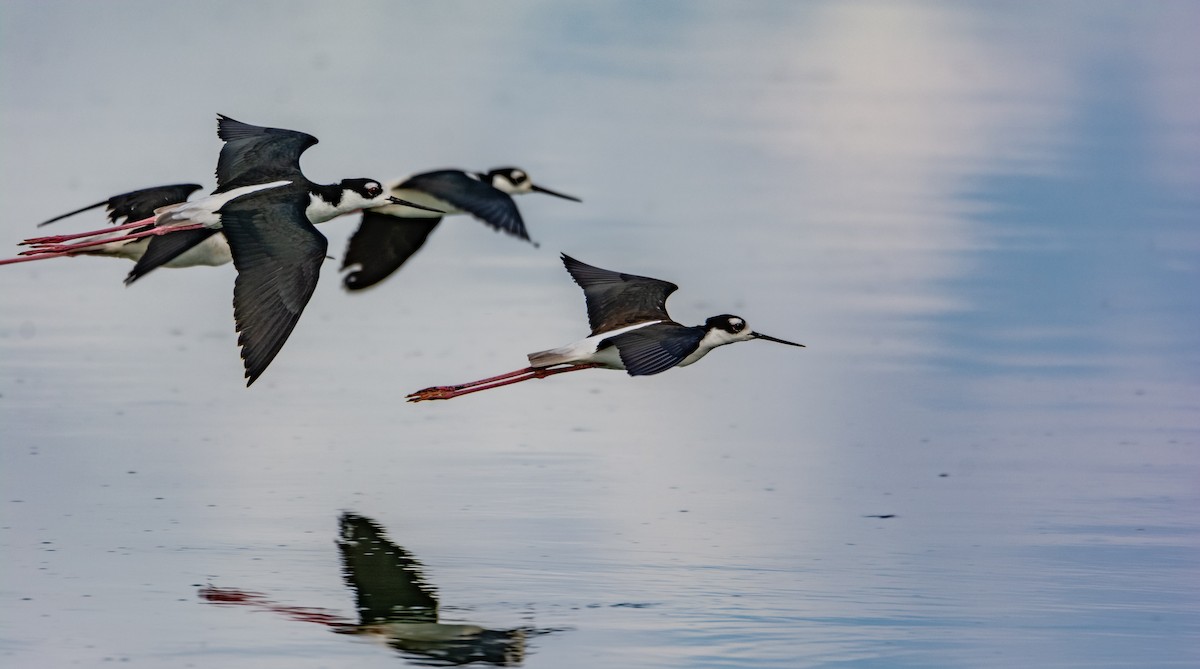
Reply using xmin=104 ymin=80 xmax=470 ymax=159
xmin=3 ymin=115 xmax=433 ymax=385
xmin=340 ymin=166 xmax=580 ymax=291
xmin=407 ymin=253 xmax=804 ymax=401
xmin=203 ymin=115 xmax=430 ymax=385
xmin=0 ymin=183 xmax=243 ymax=271
xmin=8 ymin=167 xmax=577 ymax=294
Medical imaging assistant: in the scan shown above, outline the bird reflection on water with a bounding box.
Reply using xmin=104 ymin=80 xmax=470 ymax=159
xmin=200 ymin=512 xmax=558 ymax=666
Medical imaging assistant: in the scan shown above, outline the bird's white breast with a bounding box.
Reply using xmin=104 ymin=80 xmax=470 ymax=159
xmin=678 ymin=327 xmax=743 ymax=367
xmin=527 ymin=321 xmax=662 ymax=369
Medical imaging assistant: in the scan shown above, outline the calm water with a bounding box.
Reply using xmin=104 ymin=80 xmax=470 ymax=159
xmin=1 ymin=2 xmax=1197 ymax=667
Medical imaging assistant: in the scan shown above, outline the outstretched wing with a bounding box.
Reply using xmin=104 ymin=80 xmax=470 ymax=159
xmin=604 ymin=322 xmax=705 ymax=376
xmin=215 ymin=115 xmax=317 ymax=192
xmin=38 ymin=183 xmax=203 ymax=227
xmin=340 ymin=211 xmax=442 ymax=291
xmin=220 ymin=196 xmax=327 ymax=386
xmin=397 ymin=170 xmax=530 ymax=241
xmin=337 ymin=513 xmax=439 ymax=624
xmin=561 ymin=254 xmax=679 ymax=335
xmin=124 ymin=228 xmax=222 ymax=285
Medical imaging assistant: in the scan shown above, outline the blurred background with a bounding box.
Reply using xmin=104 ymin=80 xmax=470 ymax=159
xmin=1 ymin=2 xmax=1197 ymax=667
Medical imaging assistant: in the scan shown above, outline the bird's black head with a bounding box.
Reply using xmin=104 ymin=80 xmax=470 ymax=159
xmin=306 ymin=178 xmax=393 ymax=223
xmin=484 ymin=167 xmax=531 ymax=192
xmin=339 ymin=178 xmax=385 ymax=201
xmin=704 ymin=314 xmax=805 ymax=348
xmin=706 ymin=314 xmax=748 ymax=335
xmin=485 ymin=166 xmax=582 ymax=202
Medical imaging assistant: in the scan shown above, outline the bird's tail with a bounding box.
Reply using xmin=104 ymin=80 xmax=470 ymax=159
xmin=527 ymin=346 xmax=575 ymax=368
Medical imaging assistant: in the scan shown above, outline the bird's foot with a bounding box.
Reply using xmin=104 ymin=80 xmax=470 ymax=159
xmin=19 ymin=244 xmax=70 ymax=255
xmin=406 ymin=386 xmax=459 ymax=402
xmin=20 ymin=234 xmax=74 ymax=246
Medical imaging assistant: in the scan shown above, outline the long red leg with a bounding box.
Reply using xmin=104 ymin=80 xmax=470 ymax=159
xmin=16 ymin=222 xmax=207 ymax=256
xmin=407 ymin=363 xmax=600 ymax=402
xmin=0 ymin=250 xmax=91 ymax=266
xmin=442 ymin=366 xmax=539 ymax=390
xmin=406 ymin=366 xmax=538 ymax=401
xmin=20 ymin=215 xmax=158 ymax=245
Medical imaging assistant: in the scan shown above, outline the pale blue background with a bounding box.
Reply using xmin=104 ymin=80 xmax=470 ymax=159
xmin=1 ymin=2 xmax=1197 ymax=667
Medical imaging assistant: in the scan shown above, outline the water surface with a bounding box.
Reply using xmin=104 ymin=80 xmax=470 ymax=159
xmin=1 ymin=2 xmax=1197 ymax=667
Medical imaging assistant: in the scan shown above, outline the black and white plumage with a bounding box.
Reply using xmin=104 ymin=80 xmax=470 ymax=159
xmin=114 ymin=115 xmax=335 ymax=284
xmin=36 ymin=183 xmax=203 ymax=228
xmin=0 ymin=183 xmax=239 ymax=269
xmin=204 ymin=115 xmax=417 ymax=386
xmin=6 ymin=177 xmax=298 ymax=267
xmin=406 ymin=254 xmax=804 ymax=401
xmin=128 ymin=115 xmax=438 ymax=288
xmin=58 ymin=183 xmax=236 ymax=272
xmin=6 ymin=115 xmax=415 ymax=384
xmin=340 ymin=167 xmax=580 ymax=291
xmin=4 ymin=115 xmax=439 ymax=383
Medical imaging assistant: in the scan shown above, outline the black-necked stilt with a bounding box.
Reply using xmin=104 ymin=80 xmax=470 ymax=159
xmin=406 ymin=253 xmax=804 ymax=402
xmin=3 ymin=116 xmax=441 ymax=285
xmin=36 ymin=183 xmax=203 ymax=228
xmin=0 ymin=183 xmax=209 ymax=267
xmin=5 ymin=115 xmax=432 ymax=385
xmin=0 ymin=183 xmax=243 ymax=272
xmin=340 ymin=167 xmax=580 ymax=291
xmin=203 ymin=115 xmax=431 ymax=385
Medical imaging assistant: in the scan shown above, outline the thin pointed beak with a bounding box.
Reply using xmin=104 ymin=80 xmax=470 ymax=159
xmin=387 ymin=196 xmax=444 ymax=213
xmin=751 ymin=332 xmax=805 ymax=347
xmin=530 ymin=183 xmax=582 ymax=202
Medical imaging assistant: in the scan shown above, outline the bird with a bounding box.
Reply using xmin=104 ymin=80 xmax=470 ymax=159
xmin=340 ymin=166 xmax=581 ymax=291
xmin=37 ymin=183 xmax=204 ymax=229
xmin=8 ymin=178 xmax=313 ymax=263
xmin=3 ymin=117 xmax=443 ymax=281
xmin=201 ymin=115 xmax=437 ymax=385
xmin=7 ymin=167 xmax=578 ymax=292
xmin=5 ymin=115 xmax=433 ymax=385
xmin=0 ymin=183 xmax=244 ymax=270
xmin=406 ymin=253 xmax=804 ymax=402
xmin=0 ymin=183 xmax=205 ymax=266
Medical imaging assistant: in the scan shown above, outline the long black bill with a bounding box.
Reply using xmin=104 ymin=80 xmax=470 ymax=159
xmin=751 ymin=332 xmax=805 ymax=347
xmin=387 ymin=196 xmax=445 ymax=213
xmin=531 ymin=184 xmax=582 ymax=202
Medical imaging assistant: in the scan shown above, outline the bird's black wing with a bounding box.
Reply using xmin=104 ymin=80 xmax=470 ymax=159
xmin=214 ymin=115 xmax=317 ymax=192
xmin=603 ymin=323 xmax=705 ymax=376
xmin=220 ymin=195 xmax=327 ymax=386
xmin=561 ymin=254 xmax=679 ymax=335
xmin=398 ymin=170 xmax=530 ymax=241
xmin=337 ymin=513 xmax=439 ymax=624
xmin=38 ymin=183 xmax=203 ymax=227
xmin=124 ymin=228 xmax=222 ymax=285
xmin=340 ymin=211 xmax=442 ymax=291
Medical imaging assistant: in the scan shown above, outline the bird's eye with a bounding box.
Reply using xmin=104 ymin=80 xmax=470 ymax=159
xmin=730 ymin=319 xmax=745 ymax=332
